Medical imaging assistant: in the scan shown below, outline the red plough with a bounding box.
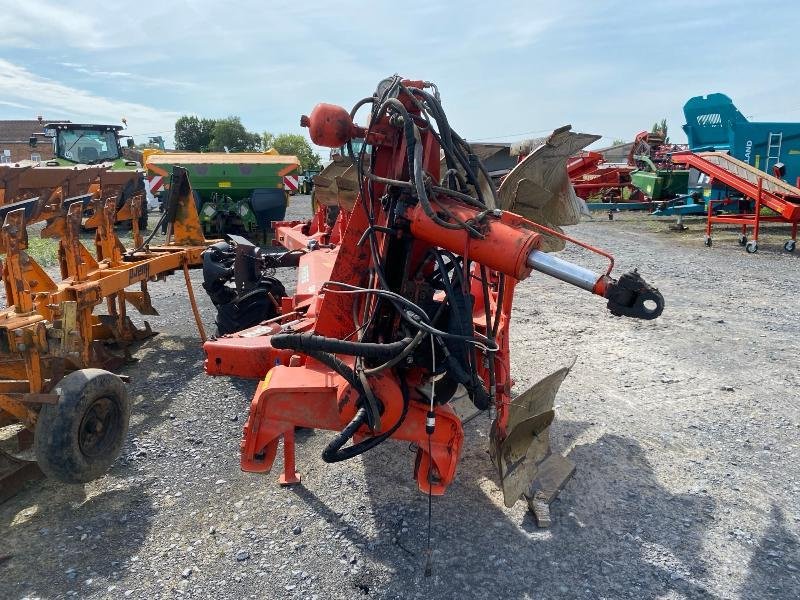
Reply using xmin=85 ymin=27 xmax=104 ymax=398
xmin=202 ymin=78 xmax=665 ymax=538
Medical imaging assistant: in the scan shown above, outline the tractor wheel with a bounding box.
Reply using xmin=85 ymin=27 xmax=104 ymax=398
xmin=34 ymin=369 xmax=129 ymax=484
xmin=784 ymin=240 xmax=796 ymax=253
xmin=745 ymin=241 xmax=758 ymax=254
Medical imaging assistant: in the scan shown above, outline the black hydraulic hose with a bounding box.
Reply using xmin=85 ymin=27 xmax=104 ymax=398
xmin=305 ymin=349 xmax=362 ymax=393
xmin=322 ymin=407 xmax=369 ymax=463
xmin=271 ymin=333 xmax=413 ymax=359
xmin=349 ymin=96 xmax=376 ymax=119
xmin=411 ymin=130 xmax=467 ymax=231
xmin=129 ymin=209 xmax=168 ymax=254
xmin=321 ymin=373 xmax=411 ymax=463
xmin=407 ymin=86 xmax=458 ymax=174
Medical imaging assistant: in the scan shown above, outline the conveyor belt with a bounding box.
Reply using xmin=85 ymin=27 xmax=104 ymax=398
xmin=672 ymin=151 xmax=800 ymax=220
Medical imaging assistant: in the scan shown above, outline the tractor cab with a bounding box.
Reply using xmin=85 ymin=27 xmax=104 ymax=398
xmin=40 ymin=123 xmax=139 ymax=169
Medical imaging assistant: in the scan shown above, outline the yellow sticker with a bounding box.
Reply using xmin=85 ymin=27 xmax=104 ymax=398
xmin=218 ymin=181 xmax=232 ymax=188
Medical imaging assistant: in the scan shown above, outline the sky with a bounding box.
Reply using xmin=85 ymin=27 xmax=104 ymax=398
xmin=1 ymin=0 xmax=799 ymax=155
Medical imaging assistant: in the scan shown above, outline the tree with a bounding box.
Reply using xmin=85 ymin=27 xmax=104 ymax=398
xmin=209 ymin=117 xmax=262 ymax=152
xmin=263 ymin=132 xmax=322 ymax=171
xmin=612 ymin=138 xmax=628 ymax=146
xmin=175 ymin=115 xmax=215 ymax=151
xmin=651 ymin=118 xmax=669 ymax=143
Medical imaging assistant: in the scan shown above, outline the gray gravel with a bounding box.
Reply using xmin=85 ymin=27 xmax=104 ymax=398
xmin=2 ymin=197 xmax=799 ymax=599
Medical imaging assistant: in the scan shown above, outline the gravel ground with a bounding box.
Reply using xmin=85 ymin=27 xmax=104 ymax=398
xmin=2 ymin=197 xmax=799 ymax=600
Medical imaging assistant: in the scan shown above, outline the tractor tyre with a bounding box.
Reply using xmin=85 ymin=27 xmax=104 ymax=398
xmin=34 ymin=369 xmax=130 ymax=484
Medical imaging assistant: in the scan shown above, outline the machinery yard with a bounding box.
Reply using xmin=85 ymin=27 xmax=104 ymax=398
xmin=1 ymin=200 xmax=798 ymax=600
xmin=2 ymin=4 xmax=799 ymax=599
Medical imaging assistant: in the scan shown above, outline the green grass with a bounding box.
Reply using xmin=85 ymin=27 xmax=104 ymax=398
xmin=26 ymin=237 xmax=60 ymax=267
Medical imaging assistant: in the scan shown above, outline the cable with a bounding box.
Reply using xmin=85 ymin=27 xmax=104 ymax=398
xmin=424 ymin=335 xmax=435 ymax=578
xmin=128 ymin=208 xmax=168 ymax=254
xmin=320 ymin=283 xmax=499 ymax=352
xmin=468 ymin=127 xmax=555 ymax=141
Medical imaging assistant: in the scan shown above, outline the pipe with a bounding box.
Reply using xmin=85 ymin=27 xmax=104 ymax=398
xmin=183 ymin=259 xmax=207 ymax=342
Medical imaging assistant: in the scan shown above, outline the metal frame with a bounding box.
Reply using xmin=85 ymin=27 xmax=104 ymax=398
xmin=0 ymin=167 xmax=209 ymax=497
xmin=672 ymin=151 xmax=800 ymax=252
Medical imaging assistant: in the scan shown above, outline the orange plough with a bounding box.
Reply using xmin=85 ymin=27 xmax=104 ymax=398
xmin=0 ymin=167 xmax=209 ymax=497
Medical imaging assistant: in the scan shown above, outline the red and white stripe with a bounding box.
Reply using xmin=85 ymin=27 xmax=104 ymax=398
xmin=148 ymin=175 xmax=164 ymax=193
xmin=283 ymin=175 xmax=299 ymax=192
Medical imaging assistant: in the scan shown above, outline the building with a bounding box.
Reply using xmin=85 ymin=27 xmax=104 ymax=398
xmin=0 ymin=118 xmax=69 ymax=163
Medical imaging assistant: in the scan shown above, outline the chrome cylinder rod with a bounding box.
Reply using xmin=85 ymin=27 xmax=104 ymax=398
xmin=527 ymin=249 xmax=601 ymax=292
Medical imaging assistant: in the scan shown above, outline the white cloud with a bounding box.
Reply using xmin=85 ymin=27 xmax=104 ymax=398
xmin=57 ymin=62 xmax=196 ymax=88
xmin=0 ymin=59 xmax=178 ymax=141
xmin=0 ymin=1 xmax=115 ymax=50
xmin=0 ymin=99 xmax=33 ymax=110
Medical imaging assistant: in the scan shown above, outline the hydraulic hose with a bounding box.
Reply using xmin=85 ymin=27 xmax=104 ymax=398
xmin=321 ymin=375 xmax=410 ymax=463
xmin=271 ymin=333 xmax=413 ymax=359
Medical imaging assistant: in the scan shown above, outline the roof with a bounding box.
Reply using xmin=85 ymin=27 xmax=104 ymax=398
xmin=44 ymin=123 xmax=122 ymax=131
xmin=0 ymin=119 xmax=70 ymax=143
xmin=146 ymin=152 xmax=300 ymax=166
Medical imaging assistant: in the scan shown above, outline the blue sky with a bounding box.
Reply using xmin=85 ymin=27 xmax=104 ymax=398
xmin=1 ymin=0 xmax=798 ymax=154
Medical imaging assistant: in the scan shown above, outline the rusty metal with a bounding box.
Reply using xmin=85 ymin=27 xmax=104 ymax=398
xmin=0 ymin=167 xmax=211 ymax=497
xmin=0 ymin=163 xmax=146 ymax=233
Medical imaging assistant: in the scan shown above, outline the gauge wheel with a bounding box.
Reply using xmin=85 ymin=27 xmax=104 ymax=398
xmin=34 ymin=369 xmax=129 ymax=484
xmin=745 ymin=241 xmax=758 ymax=254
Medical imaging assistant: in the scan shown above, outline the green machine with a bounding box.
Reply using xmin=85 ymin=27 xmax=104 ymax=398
xmin=145 ymin=153 xmax=300 ymax=236
xmin=630 ymin=155 xmax=690 ymax=200
xmin=38 ymin=123 xmax=140 ymax=170
xmin=33 ymin=123 xmax=147 ymax=228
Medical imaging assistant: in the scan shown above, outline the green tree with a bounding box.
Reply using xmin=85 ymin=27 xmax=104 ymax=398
xmin=175 ymin=115 xmax=215 ymax=151
xmin=612 ymin=138 xmax=627 ymax=146
xmin=263 ymin=132 xmax=322 ymax=171
xmin=209 ymin=116 xmax=262 ymax=152
xmin=651 ymin=118 xmax=669 ymax=143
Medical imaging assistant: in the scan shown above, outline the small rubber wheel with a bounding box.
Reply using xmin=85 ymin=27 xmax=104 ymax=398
xmin=784 ymin=240 xmax=796 ymax=252
xmin=704 ymin=236 xmax=712 ymax=247
xmin=34 ymin=369 xmax=129 ymax=484
xmin=745 ymin=241 xmax=758 ymax=254
xmin=738 ymin=234 xmax=747 ymax=246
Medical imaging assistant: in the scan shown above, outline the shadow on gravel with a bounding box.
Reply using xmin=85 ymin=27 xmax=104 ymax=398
xmin=738 ymin=504 xmax=800 ymax=599
xmin=0 ymin=482 xmax=154 ymax=599
xmin=121 ymin=335 xmax=205 ymax=437
xmin=345 ymin=418 xmax=720 ymax=599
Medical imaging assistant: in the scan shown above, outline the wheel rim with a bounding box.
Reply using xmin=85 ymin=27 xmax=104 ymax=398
xmin=78 ymin=396 xmax=120 ymax=458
